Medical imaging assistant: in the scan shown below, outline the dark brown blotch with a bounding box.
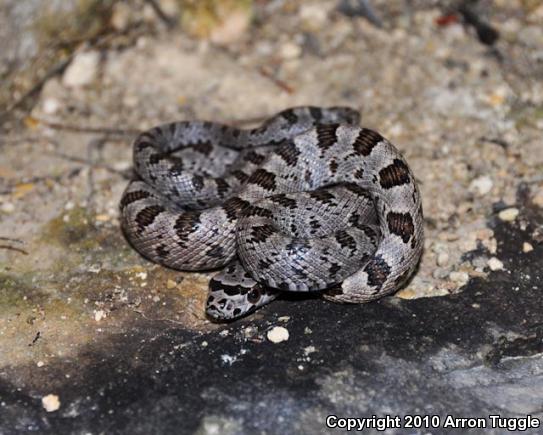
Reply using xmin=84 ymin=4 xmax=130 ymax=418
xmin=275 ymin=145 xmax=300 ymax=166
xmin=353 ymin=128 xmax=383 ymax=156
xmin=223 ymin=197 xmax=250 ymax=221
xmin=245 ymin=151 xmax=266 ymax=165
xmin=231 ymin=170 xmax=249 ymax=183
xmin=173 ymin=212 xmax=201 ymax=244
xmin=215 ymin=178 xmax=231 ymax=197
xmin=120 ymin=190 xmax=150 ymax=209
xmin=206 ymin=245 xmax=225 ymax=259
xmin=335 ymin=230 xmax=357 ymax=254
xmin=191 ymin=141 xmax=213 ymax=156
xmin=249 ymin=224 xmax=277 ymax=243
xmin=243 ymin=205 xmax=274 ymax=218
xmin=316 ymin=124 xmax=339 ymax=152
xmin=309 ymin=106 xmax=323 ymax=122
xmin=379 ymin=159 xmax=411 ymax=189
xmin=192 ymin=174 xmax=205 ymax=191
xmin=365 ymin=255 xmax=391 ymax=290
xmin=270 ymin=194 xmax=297 ymax=209
xmin=329 ymin=159 xmax=338 ymax=174
xmin=281 ymin=109 xmax=299 ymax=124
xmin=248 ymin=168 xmax=277 ymax=191
xmin=308 ymin=189 xmax=336 ymax=205
xmin=387 ymin=211 xmax=415 ymax=243
xmin=135 ymin=205 xmax=165 ymax=231
xmin=155 ymin=244 xmax=169 ymax=258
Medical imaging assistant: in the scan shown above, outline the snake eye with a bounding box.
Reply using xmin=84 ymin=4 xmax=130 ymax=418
xmin=247 ymin=288 xmax=261 ymax=304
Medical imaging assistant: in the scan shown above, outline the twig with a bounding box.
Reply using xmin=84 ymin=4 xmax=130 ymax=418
xmin=0 ymin=245 xmax=29 ymax=255
xmin=31 ymin=117 xmax=140 ymax=136
xmin=257 ymin=67 xmax=295 ymax=94
xmin=0 ymin=236 xmax=25 ymax=244
xmin=52 ymin=151 xmax=131 ymax=178
xmin=0 ymin=56 xmax=73 ymax=125
xmin=0 ymin=168 xmax=83 ymax=195
xmin=144 ymin=0 xmax=176 ymax=28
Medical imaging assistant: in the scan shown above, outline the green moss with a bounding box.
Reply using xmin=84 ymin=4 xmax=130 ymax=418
xmin=34 ymin=0 xmax=118 ymax=49
xmin=41 ymin=206 xmax=98 ymax=248
xmin=0 ymin=272 xmax=46 ymax=311
xmin=511 ymin=104 xmax=543 ymax=130
xmin=179 ymin=0 xmax=252 ymax=38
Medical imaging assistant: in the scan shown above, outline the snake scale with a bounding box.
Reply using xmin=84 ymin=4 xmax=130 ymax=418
xmin=120 ymin=106 xmax=424 ymax=321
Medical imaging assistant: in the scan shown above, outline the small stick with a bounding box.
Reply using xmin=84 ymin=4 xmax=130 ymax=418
xmin=31 ymin=118 xmax=140 ymax=136
xmin=144 ymin=0 xmax=176 ymax=28
xmin=258 ymin=67 xmax=295 ymax=94
xmin=0 ymin=245 xmax=29 ymax=255
xmin=0 ymin=236 xmax=25 ymax=244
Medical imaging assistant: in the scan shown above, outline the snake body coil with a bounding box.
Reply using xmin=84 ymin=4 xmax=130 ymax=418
xmin=120 ymin=107 xmax=424 ymax=320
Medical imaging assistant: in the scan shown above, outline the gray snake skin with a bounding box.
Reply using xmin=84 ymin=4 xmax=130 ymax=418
xmin=120 ymin=107 xmax=424 ymax=320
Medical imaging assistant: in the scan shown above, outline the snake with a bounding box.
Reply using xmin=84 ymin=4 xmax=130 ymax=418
xmin=119 ymin=106 xmax=424 ymax=321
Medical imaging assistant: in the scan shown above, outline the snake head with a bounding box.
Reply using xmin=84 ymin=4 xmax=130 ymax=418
xmin=205 ymin=271 xmax=278 ymax=321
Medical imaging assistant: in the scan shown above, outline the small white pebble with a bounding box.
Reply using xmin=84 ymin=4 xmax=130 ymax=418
xmin=219 ymin=330 xmax=229 ymax=337
xmin=498 ymin=207 xmax=519 ymax=222
xmin=37 ymin=361 xmax=45 ymax=367
xmin=469 ymin=176 xmax=493 ymax=196
xmin=94 ymin=310 xmax=106 ymax=322
xmin=449 ymin=271 xmax=469 ymax=286
xmin=304 ymin=345 xmax=316 ymax=355
xmin=43 ymin=98 xmax=60 ymax=114
xmin=278 ymin=316 xmax=290 ymax=322
xmin=220 ymin=354 xmax=236 ymax=366
xmin=201 ymin=341 xmax=208 ymax=347
xmin=135 ymin=271 xmax=147 ymax=280
xmin=487 ymin=257 xmax=504 ymax=271
xmin=267 ymin=326 xmax=289 ymax=343
xmin=1 ymin=202 xmax=15 ymax=213
xmin=436 ymin=252 xmax=449 ymax=267
xmin=42 ymin=394 xmax=60 ymax=412
xmin=152 ymin=295 xmax=160 ymax=302
xmin=280 ymin=42 xmax=302 ymax=60
xmin=523 ymin=242 xmax=534 ymax=253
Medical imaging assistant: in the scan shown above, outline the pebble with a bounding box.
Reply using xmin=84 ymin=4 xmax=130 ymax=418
xmin=280 ymin=42 xmax=302 ymax=60
xmin=210 ymin=9 xmax=251 ymax=46
xmin=518 ymin=25 xmax=543 ymax=48
xmin=487 ymin=257 xmax=504 ymax=271
xmin=94 ymin=310 xmax=106 ymax=322
xmin=449 ymin=271 xmax=469 ymax=286
xmin=63 ymin=51 xmax=100 ymax=88
xmin=523 ymin=242 xmax=534 ymax=253
xmin=267 ymin=326 xmax=289 ymax=343
xmin=42 ymin=97 xmax=60 ymax=115
xmin=469 ymin=176 xmax=493 ymax=196
xmin=436 ymin=252 xmax=449 ymax=267
xmin=111 ymin=2 xmax=132 ymax=31
xmin=533 ymin=190 xmax=543 ymax=208
xmin=42 ymin=394 xmax=60 ymax=412
xmin=299 ymin=4 xmax=328 ymax=31
xmin=37 ymin=361 xmax=45 ymax=367
xmin=166 ymin=279 xmax=177 ymax=289
xmin=498 ymin=207 xmax=519 ymax=222
xmin=1 ymin=202 xmax=15 ymax=213
xmin=432 ymin=268 xmax=449 ymax=279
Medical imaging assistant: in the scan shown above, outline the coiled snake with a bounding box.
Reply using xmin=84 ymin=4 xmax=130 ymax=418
xmin=120 ymin=107 xmax=424 ymax=320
